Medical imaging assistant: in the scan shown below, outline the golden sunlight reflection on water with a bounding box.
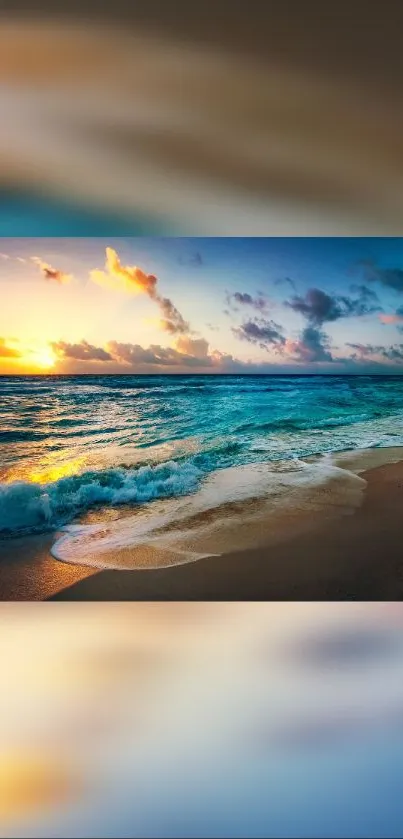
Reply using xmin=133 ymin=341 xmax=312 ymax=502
xmin=4 ymin=455 xmax=89 ymax=485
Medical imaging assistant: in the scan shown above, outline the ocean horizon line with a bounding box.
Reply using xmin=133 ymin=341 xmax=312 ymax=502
xmin=3 ymin=372 xmax=403 ymax=378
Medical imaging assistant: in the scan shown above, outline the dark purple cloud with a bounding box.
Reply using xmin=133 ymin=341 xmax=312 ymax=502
xmin=347 ymin=342 xmax=403 ymax=363
xmin=232 ymin=318 xmax=286 ymax=352
xmin=285 ymin=286 xmax=380 ymax=326
xmin=225 ymin=290 xmax=269 ymax=314
xmin=359 ymin=259 xmax=403 ymax=292
xmin=285 ymin=288 xmax=343 ymax=324
xmin=286 ymin=326 xmax=333 ymax=363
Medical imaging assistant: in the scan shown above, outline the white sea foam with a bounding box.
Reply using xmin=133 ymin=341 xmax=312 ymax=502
xmin=51 ymin=458 xmax=367 ymax=569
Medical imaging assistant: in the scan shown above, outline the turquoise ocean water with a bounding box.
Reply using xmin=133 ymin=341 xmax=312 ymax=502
xmin=1 ymin=374 xmax=403 ymax=539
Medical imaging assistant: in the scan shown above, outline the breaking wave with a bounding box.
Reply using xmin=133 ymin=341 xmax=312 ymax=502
xmin=0 ymin=460 xmax=201 ymax=536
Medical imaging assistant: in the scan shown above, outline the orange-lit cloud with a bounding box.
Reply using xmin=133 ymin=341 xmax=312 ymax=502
xmin=0 ymin=338 xmax=22 ymax=358
xmin=174 ymin=335 xmax=209 ymax=358
xmin=91 ymin=248 xmax=157 ymax=295
xmin=380 ymin=313 xmax=403 ymax=324
xmin=32 ymin=257 xmax=72 ymax=284
xmin=91 ymin=248 xmax=189 ymax=334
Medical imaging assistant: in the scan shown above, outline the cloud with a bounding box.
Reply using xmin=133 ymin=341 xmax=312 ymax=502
xmin=274 ymin=276 xmax=297 ymax=292
xmin=359 ymin=259 xmax=403 ymax=292
xmin=106 ymin=338 xmax=255 ymax=373
xmin=285 ymin=326 xmax=333 ymax=363
xmin=225 ymin=290 xmax=269 ymax=313
xmin=51 ymin=340 xmax=112 ymax=362
xmin=106 ymin=340 xmax=206 ymax=368
xmin=285 ymin=286 xmax=380 ymax=326
xmin=156 ymin=296 xmax=189 ymax=335
xmin=175 ymin=335 xmax=210 ymax=358
xmin=232 ymin=318 xmax=286 ymax=352
xmin=346 ymin=284 xmax=381 ymax=313
xmin=379 ymin=305 xmax=403 ymax=325
xmin=347 ymin=342 xmax=383 ymax=358
xmin=382 ymin=346 xmax=403 ymax=361
xmin=206 ymin=323 xmax=219 ymax=331
xmin=282 ymin=284 xmax=380 ymax=367
xmin=285 ymin=288 xmax=341 ymax=324
xmin=91 ymin=248 xmax=189 ymax=335
xmin=380 ymin=314 xmax=403 ymax=324
xmin=0 ymin=338 xmax=21 ymax=358
xmin=107 ymin=342 xmax=174 ymax=367
xmin=347 ymin=342 xmax=403 ymax=363
xmin=107 ymin=336 xmax=215 ymax=369
xmin=91 ymin=248 xmax=158 ymax=296
xmin=32 ymin=257 xmax=71 ymax=284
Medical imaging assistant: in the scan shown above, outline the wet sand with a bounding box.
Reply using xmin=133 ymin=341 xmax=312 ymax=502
xmin=48 ymin=458 xmax=403 ymax=601
xmin=0 ymin=534 xmax=96 ymax=601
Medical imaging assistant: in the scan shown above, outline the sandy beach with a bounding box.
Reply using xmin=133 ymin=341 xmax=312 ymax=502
xmin=49 ymin=457 xmax=403 ymax=601
xmin=0 ymin=451 xmax=401 ymax=601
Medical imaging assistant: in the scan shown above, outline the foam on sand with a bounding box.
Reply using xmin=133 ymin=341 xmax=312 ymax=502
xmin=51 ymin=457 xmax=369 ymax=570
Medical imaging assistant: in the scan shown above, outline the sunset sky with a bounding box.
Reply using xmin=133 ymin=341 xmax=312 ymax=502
xmin=2 ymin=237 xmax=403 ymax=374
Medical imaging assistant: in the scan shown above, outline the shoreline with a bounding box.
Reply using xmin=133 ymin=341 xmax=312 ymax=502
xmin=1 ymin=447 xmax=403 ymax=601
xmin=50 ymin=456 xmax=403 ymax=601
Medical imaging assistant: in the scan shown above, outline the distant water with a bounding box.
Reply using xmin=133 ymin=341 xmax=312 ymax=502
xmin=1 ymin=374 xmax=403 ymax=539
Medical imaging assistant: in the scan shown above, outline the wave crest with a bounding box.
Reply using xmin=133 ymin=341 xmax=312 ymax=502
xmin=0 ymin=460 xmax=201 ymax=537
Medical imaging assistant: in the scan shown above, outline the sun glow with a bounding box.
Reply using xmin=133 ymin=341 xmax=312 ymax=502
xmin=28 ymin=347 xmax=56 ymax=370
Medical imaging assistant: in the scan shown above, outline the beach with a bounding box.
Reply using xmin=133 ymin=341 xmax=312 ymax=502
xmin=49 ymin=455 xmax=403 ymax=601
xmin=0 ymin=450 xmax=401 ymax=600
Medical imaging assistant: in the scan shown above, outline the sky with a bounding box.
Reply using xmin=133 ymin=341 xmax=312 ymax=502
xmin=2 ymin=237 xmax=403 ymax=374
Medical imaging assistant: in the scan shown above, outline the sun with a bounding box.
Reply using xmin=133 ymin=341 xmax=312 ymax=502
xmin=30 ymin=347 xmax=56 ymax=370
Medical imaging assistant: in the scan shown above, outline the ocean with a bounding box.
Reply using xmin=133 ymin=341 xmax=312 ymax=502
xmin=1 ymin=374 xmax=403 ymax=568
